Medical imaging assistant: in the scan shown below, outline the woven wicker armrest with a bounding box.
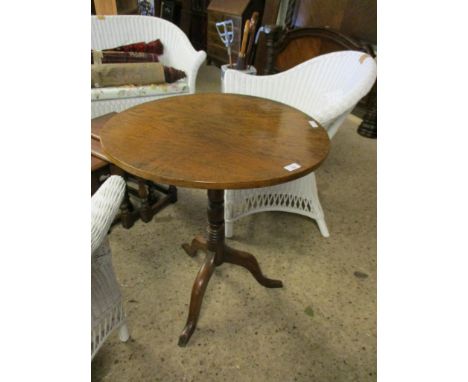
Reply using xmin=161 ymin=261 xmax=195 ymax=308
xmin=91 ymin=175 xmax=126 ymax=254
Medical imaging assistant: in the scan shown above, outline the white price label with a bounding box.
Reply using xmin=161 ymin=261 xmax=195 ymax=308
xmin=284 ymin=162 xmax=301 ymax=172
xmin=309 ymin=120 xmax=319 ymax=128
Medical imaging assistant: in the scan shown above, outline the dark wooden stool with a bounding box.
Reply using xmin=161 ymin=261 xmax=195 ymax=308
xmin=91 ymin=113 xmax=177 ymax=228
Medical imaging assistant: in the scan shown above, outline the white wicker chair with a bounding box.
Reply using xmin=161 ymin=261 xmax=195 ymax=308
xmin=223 ymin=51 xmax=377 ymax=238
xmin=91 ymin=175 xmax=128 ymax=360
xmin=91 ymin=15 xmax=206 ymax=118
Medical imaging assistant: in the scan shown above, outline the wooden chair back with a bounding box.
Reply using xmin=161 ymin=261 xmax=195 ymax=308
xmin=263 ymin=25 xmax=374 ymax=75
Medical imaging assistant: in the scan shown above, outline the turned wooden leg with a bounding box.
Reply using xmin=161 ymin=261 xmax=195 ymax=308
xmin=137 ymin=179 xmax=152 ymax=222
xmin=110 ymin=165 xmax=134 ymax=228
xmin=168 ymin=185 xmax=178 ymax=203
xmin=206 ymin=189 xmax=225 ymax=265
xmin=178 ymin=252 xmax=216 ymax=347
xmin=224 ymin=246 xmax=283 ymax=288
xmin=182 ymin=235 xmax=208 ymax=257
xmin=358 ymin=83 xmax=377 ymax=139
xmin=119 ymin=188 xmax=134 ymax=228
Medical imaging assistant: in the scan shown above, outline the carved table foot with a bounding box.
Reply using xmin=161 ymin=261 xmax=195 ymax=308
xmin=182 ymin=235 xmax=208 ymax=258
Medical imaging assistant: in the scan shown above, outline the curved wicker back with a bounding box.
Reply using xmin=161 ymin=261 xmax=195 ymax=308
xmin=224 ymin=50 xmax=376 ymax=138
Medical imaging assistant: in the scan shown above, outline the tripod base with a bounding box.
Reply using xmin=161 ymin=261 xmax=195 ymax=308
xmin=178 ymin=190 xmax=283 ymax=347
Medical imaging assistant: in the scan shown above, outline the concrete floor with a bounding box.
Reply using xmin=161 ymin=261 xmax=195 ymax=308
xmin=92 ymin=64 xmax=377 ymax=381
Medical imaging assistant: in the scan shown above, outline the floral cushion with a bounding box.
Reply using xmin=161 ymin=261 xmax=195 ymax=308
xmin=91 ymin=78 xmax=188 ymax=101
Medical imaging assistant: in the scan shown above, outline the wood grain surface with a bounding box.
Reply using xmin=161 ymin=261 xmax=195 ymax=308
xmin=100 ymin=93 xmax=330 ymax=189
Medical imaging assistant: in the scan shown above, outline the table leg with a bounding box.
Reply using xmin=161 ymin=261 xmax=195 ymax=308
xmin=179 ymin=189 xmax=283 ymax=347
xmin=110 ymin=165 xmax=134 ymax=228
xmin=178 ymin=251 xmax=215 ymax=346
xmin=137 ymin=179 xmax=152 ymax=222
xmin=357 ymin=83 xmax=377 ymax=139
xmin=224 ymin=246 xmax=283 ymax=288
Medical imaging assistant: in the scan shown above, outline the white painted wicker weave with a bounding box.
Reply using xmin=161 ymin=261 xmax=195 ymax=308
xmin=223 ymin=51 xmax=377 ymax=238
xmin=91 ymin=176 xmax=128 ymax=360
xmin=91 ymin=15 xmax=206 ymax=118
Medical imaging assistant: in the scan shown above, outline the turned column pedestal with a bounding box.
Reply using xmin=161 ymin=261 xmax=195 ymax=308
xmin=179 ymin=189 xmax=283 ymax=346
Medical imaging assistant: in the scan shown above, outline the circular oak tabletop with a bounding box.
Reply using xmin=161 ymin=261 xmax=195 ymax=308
xmin=100 ymin=93 xmax=330 ymax=190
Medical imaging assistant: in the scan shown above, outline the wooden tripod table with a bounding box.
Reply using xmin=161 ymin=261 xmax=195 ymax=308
xmin=100 ymin=93 xmax=330 ymax=346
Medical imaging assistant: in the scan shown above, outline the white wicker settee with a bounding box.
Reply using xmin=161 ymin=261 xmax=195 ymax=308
xmin=92 ymin=15 xmax=206 ymax=118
